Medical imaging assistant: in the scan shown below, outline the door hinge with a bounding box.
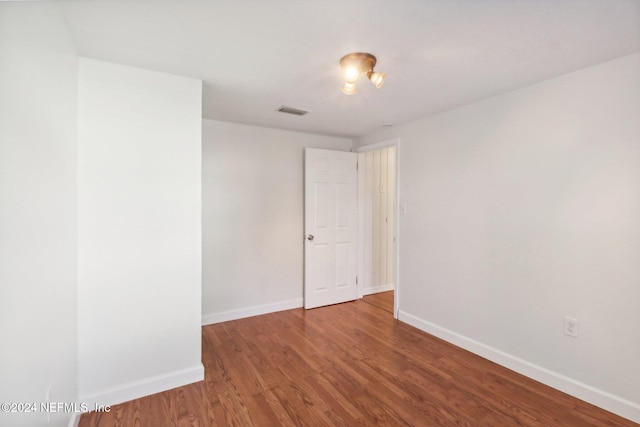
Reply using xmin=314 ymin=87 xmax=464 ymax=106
xmin=356 ymin=161 xmax=358 ymax=170
xmin=356 ymin=276 xmax=358 ymax=285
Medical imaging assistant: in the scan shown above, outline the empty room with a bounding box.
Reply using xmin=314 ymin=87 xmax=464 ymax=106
xmin=1 ymin=1 xmax=639 ymax=426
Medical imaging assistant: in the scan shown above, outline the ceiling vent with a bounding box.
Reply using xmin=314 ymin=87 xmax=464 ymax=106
xmin=277 ymin=106 xmax=309 ymax=116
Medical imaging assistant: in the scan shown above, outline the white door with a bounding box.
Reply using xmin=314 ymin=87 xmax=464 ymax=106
xmin=304 ymin=148 xmax=358 ymax=309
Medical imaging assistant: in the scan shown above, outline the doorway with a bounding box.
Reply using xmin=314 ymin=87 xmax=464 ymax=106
xmin=357 ymin=140 xmax=399 ymax=317
xmin=302 ymin=141 xmax=400 ymax=314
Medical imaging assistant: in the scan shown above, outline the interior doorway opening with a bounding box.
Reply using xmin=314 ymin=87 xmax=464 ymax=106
xmin=357 ymin=141 xmax=399 ymax=317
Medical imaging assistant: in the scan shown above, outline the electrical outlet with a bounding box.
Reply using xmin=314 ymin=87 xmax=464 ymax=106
xmin=564 ymin=316 xmax=579 ymax=338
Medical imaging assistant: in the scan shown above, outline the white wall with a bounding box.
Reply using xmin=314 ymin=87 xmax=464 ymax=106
xmin=0 ymin=3 xmax=78 ymax=427
xmin=78 ymin=58 xmax=203 ymax=405
xmin=202 ymin=119 xmax=352 ymax=323
xmin=356 ymin=53 xmax=640 ymax=422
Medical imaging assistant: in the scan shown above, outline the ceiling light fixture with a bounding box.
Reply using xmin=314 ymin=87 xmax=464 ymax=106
xmin=339 ymin=52 xmax=386 ymax=95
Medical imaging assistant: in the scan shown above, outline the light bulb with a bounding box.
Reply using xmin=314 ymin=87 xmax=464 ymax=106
xmin=368 ymin=71 xmax=386 ymax=89
xmin=344 ymin=66 xmax=359 ymax=83
xmin=342 ymin=81 xmax=357 ymax=95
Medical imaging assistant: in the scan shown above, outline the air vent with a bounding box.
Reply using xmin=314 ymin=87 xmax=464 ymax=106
xmin=277 ymin=106 xmax=309 ymax=116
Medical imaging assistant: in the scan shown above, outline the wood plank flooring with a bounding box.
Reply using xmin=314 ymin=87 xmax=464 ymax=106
xmin=362 ymin=290 xmax=394 ymax=314
xmin=79 ymin=298 xmax=638 ymax=426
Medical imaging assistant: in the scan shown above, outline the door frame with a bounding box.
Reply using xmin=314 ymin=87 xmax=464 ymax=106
xmin=354 ymin=138 xmax=401 ymax=318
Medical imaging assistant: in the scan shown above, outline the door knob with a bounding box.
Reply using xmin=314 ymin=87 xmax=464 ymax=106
xmin=307 ymin=234 xmax=314 ymax=241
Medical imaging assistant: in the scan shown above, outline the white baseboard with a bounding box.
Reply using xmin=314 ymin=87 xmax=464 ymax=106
xmin=362 ymin=284 xmax=394 ymax=296
xmin=398 ymin=311 xmax=640 ymax=424
xmin=69 ymin=412 xmax=81 ymax=427
xmin=78 ymin=363 xmax=204 ymax=409
xmin=202 ymin=298 xmax=303 ymax=325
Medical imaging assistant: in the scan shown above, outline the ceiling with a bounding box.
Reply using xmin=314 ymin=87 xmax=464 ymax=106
xmin=59 ymin=0 xmax=640 ymax=138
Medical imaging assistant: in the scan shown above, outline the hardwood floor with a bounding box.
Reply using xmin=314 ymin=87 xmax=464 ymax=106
xmin=79 ymin=299 xmax=637 ymax=426
xmin=362 ymin=290 xmax=394 ymax=314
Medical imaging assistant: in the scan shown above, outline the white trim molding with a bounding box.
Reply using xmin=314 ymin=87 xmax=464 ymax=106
xmin=398 ymin=310 xmax=640 ymax=424
xmin=202 ymin=298 xmax=303 ymax=325
xmin=78 ymin=364 xmax=204 ymax=410
xmin=362 ymin=284 xmax=395 ymax=296
xmin=354 ymin=138 xmax=401 ymax=153
xmin=69 ymin=413 xmax=81 ymax=427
